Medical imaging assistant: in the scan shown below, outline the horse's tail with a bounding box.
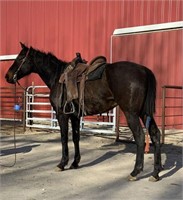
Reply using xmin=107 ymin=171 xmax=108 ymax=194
xmin=141 ymin=68 xmax=157 ymax=118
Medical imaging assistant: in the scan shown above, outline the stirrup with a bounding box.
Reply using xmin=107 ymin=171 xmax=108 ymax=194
xmin=63 ymin=101 xmax=75 ymax=114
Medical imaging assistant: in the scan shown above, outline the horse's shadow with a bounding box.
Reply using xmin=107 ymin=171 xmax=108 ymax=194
xmin=80 ymin=139 xmax=182 ymax=180
xmin=81 ymin=140 xmax=136 ymax=168
xmin=81 ymin=149 xmax=124 ymax=168
xmin=160 ymin=143 xmax=182 ymax=179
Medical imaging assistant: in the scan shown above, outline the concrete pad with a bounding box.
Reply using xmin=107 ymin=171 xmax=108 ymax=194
xmin=0 ymin=124 xmax=182 ymax=200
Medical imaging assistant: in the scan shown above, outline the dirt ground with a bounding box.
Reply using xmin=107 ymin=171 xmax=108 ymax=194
xmin=0 ymin=121 xmax=182 ymax=200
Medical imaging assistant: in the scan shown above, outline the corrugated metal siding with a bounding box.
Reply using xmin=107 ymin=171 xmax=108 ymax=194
xmin=112 ymin=30 xmax=183 ymax=87
xmin=1 ymin=0 xmax=182 ymax=56
xmin=0 ymin=0 xmax=182 ymax=127
xmin=112 ymin=29 xmax=183 ymax=126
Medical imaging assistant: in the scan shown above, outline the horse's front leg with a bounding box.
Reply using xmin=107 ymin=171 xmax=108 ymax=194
xmin=57 ymin=114 xmax=70 ymax=171
xmin=70 ymin=114 xmax=81 ymax=169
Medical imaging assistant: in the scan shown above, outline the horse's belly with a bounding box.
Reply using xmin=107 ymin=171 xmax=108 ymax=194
xmin=83 ymin=74 xmax=117 ymax=115
xmin=84 ymin=98 xmax=117 ymax=115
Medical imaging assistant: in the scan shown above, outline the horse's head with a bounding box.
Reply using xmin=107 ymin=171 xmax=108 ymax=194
xmin=5 ymin=42 xmax=33 ymax=84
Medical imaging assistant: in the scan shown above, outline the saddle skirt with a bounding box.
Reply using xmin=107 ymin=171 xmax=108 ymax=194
xmin=59 ymin=55 xmax=106 ymax=114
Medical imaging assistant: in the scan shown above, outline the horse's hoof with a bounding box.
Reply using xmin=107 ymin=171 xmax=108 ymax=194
xmin=127 ymin=174 xmax=137 ymax=181
xmin=55 ymin=164 xmax=64 ymax=172
xmin=149 ymin=175 xmax=159 ymax=182
xmin=55 ymin=167 xmax=64 ymax=172
xmin=70 ymin=164 xmax=79 ymax=169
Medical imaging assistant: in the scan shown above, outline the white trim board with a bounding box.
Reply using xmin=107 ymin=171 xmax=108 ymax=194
xmin=113 ymin=21 xmax=183 ymax=36
xmin=0 ymin=54 xmax=17 ymax=61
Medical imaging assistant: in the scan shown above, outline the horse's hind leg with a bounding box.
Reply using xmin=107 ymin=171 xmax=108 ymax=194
xmin=70 ymin=115 xmax=81 ymax=169
xmin=124 ymin=112 xmax=145 ymax=181
xmin=142 ymin=116 xmax=163 ymax=181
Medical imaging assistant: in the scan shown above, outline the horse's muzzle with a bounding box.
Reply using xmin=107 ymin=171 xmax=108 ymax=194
xmin=5 ymin=73 xmax=16 ymax=84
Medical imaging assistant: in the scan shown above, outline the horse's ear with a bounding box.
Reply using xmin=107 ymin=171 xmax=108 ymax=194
xmin=20 ymin=42 xmax=27 ymax=49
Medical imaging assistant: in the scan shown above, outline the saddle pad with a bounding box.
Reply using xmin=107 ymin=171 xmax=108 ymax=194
xmin=87 ymin=63 xmax=106 ymax=81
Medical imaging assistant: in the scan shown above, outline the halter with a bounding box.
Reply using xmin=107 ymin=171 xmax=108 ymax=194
xmin=13 ymin=48 xmax=30 ymax=83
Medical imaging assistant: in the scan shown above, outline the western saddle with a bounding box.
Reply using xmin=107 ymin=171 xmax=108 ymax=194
xmin=59 ymin=53 xmax=106 ymax=114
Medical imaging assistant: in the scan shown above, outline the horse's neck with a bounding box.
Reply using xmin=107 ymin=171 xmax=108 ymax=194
xmin=33 ymin=50 xmax=65 ymax=89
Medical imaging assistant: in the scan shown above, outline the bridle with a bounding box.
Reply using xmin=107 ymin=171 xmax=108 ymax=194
xmin=13 ymin=48 xmax=30 ymax=83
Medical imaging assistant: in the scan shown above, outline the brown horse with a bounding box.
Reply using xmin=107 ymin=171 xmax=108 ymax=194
xmin=5 ymin=43 xmax=163 ymax=181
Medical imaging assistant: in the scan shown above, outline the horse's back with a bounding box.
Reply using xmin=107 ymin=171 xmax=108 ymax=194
xmin=106 ymin=61 xmax=147 ymax=78
xmin=106 ymin=61 xmax=148 ymax=90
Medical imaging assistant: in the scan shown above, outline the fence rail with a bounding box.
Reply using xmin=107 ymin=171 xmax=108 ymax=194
xmin=26 ymin=85 xmax=57 ymax=129
xmin=0 ymin=87 xmax=26 ymax=125
xmin=161 ymin=85 xmax=183 ymax=143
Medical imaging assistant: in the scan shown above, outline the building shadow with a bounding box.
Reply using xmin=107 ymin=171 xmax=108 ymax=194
xmin=0 ymin=144 xmax=40 ymax=156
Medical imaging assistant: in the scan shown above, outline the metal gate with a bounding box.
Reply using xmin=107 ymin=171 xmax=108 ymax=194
xmin=26 ymin=85 xmax=116 ymax=133
xmin=26 ymin=85 xmax=58 ymax=129
xmin=161 ymin=85 xmax=183 ymax=143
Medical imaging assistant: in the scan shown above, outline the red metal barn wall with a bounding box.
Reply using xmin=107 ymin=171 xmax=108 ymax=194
xmin=112 ymin=30 xmax=183 ymax=127
xmin=0 ymin=0 xmax=182 ymax=127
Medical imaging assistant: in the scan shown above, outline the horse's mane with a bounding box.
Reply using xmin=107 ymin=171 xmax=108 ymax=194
xmin=47 ymin=52 xmax=67 ymax=66
xmin=31 ymin=47 xmax=68 ymax=67
xmin=30 ymin=47 xmax=68 ymax=84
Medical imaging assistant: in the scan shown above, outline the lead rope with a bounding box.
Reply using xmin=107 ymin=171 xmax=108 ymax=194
xmin=0 ymin=83 xmax=17 ymax=167
xmin=10 ymin=82 xmax=18 ymax=166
